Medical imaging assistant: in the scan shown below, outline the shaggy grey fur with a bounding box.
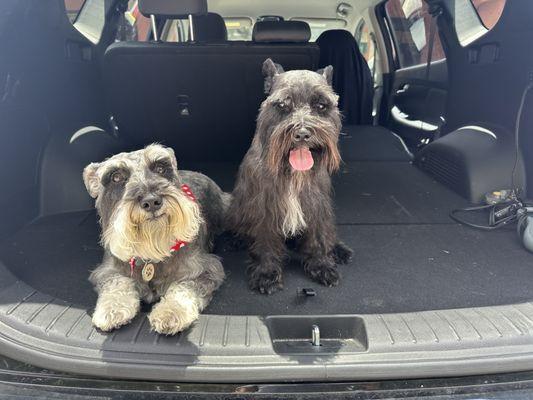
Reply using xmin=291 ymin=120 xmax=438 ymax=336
xmin=227 ymin=59 xmax=352 ymax=294
xmin=83 ymin=144 xmax=228 ymax=334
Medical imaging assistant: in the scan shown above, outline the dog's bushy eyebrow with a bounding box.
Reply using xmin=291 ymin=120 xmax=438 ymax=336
xmin=310 ymin=85 xmax=338 ymax=104
xmin=147 ymin=156 xmax=172 ymax=167
xmin=101 ymin=162 xmax=129 ymax=180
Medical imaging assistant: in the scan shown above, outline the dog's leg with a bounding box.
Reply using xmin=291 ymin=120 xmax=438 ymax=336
xmin=92 ymin=275 xmax=140 ymax=332
xmin=331 ymin=241 xmax=353 ymax=265
xmin=148 ymin=282 xmax=202 ymax=335
xmin=299 ymin=217 xmax=340 ymax=287
xmin=248 ymin=234 xmax=286 ymax=294
xmin=149 ymin=255 xmax=224 ymax=335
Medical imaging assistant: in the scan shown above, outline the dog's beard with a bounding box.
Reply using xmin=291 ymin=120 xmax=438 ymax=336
xmin=102 ymin=191 xmax=202 ymax=262
xmin=259 ymin=117 xmax=341 ymax=237
xmin=265 ymin=118 xmax=341 ymax=176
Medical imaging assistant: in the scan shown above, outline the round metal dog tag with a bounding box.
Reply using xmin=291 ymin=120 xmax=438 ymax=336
xmin=142 ymin=263 xmax=155 ymax=282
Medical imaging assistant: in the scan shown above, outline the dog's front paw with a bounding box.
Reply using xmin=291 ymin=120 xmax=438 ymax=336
xmin=149 ymin=301 xmax=199 ymax=335
xmin=305 ymin=263 xmax=339 ymax=287
xmin=331 ymin=242 xmax=353 ymax=265
xmin=248 ymin=265 xmax=283 ymax=295
xmin=92 ymin=298 xmax=139 ymax=332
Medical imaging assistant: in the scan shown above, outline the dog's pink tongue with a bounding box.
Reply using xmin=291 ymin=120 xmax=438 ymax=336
xmin=289 ymin=147 xmax=314 ymax=171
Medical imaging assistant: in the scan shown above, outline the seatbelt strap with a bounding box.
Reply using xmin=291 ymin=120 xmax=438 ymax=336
xmin=425 ymin=5 xmax=443 ymax=81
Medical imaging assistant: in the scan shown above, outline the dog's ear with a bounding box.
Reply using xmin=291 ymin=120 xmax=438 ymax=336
xmin=83 ymin=162 xmax=101 ymax=199
xmin=317 ymin=65 xmax=334 ymax=86
xmin=262 ymin=58 xmax=284 ymax=94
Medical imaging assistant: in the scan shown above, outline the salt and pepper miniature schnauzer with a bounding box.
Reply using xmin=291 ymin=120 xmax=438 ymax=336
xmin=83 ymin=144 xmax=228 ymax=334
xmin=227 ymin=59 xmax=352 ymax=294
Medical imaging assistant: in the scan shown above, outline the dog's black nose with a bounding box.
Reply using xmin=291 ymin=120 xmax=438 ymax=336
xmin=140 ymin=194 xmax=163 ymax=212
xmin=294 ymin=129 xmax=311 ymax=142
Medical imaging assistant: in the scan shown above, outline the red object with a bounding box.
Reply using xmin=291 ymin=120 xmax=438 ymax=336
xmin=129 ymin=257 xmax=136 ymax=277
xmin=181 ymin=184 xmax=196 ymax=202
xmin=128 ymin=185 xmax=195 ymax=275
xmin=170 ymin=240 xmax=187 ymax=252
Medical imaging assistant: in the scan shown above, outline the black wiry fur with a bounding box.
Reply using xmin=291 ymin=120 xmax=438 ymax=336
xmin=227 ymin=59 xmax=353 ymax=294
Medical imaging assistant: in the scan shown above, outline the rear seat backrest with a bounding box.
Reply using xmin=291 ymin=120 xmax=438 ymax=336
xmin=103 ymin=4 xmax=319 ymax=162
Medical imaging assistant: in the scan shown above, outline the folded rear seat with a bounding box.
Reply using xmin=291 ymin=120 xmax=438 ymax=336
xmin=103 ymin=1 xmax=319 ymax=162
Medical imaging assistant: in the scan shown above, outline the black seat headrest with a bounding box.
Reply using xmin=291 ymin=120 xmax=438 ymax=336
xmin=138 ymin=0 xmax=207 ymax=19
xmin=316 ymin=29 xmax=357 ymax=50
xmin=252 ymin=21 xmax=311 ymax=43
xmin=192 ymin=12 xmax=227 ymax=42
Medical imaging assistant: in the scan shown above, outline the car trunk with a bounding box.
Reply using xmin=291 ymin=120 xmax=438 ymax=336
xmin=1 ymin=123 xmax=533 ymax=382
xmin=2 ymin=0 xmax=533 ymax=385
xmin=3 ymin=136 xmax=533 ymax=317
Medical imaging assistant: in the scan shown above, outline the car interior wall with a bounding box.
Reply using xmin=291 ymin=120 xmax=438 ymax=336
xmin=4 ymin=0 xmax=533 ymax=239
xmin=0 ymin=1 xmax=58 ymax=237
xmin=439 ymin=1 xmax=533 ymax=194
xmin=0 ymin=0 xmax=111 ymax=237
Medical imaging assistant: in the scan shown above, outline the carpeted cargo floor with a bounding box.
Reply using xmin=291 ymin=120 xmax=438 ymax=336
xmin=2 ymin=159 xmax=532 ymax=315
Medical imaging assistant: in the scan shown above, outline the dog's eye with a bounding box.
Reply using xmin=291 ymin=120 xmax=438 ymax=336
xmin=315 ymin=102 xmax=328 ymax=111
xmin=153 ymin=163 xmax=167 ymax=174
xmin=111 ymin=171 xmax=125 ymax=183
xmin=275 ymin=101 xmax=287 ymax=111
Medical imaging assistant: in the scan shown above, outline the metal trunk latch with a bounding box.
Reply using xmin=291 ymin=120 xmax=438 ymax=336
xmin=311 ymin=324 xmax=320 ymax=346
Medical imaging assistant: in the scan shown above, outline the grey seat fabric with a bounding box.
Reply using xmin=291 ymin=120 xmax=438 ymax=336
xmin=104 ymin=18 xmax=319 ymax=162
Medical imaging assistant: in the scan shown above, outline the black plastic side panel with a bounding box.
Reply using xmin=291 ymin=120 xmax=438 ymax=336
xmin=416 ymin=125 xmax=526 ymax=203
xmin=39 ymin=129 xmax=125 ymax=217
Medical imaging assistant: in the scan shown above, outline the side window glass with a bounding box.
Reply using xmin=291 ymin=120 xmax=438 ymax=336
xmin=64 ymin=0 xmax=86 ymax=23
xmin=471 ymin=0 xmax=506 ymax=30
xmin=355 ymin=19 xmax=379 ymax=82
xmin=384 ymin=0 xmax=445 ymax=68
xmin=66 ymin=0 xmax=106 ymax=44
xmin=224 ymin=18 xmax=253 ymax=41
xmin=116 ymin=0 xmax=151 ymax=42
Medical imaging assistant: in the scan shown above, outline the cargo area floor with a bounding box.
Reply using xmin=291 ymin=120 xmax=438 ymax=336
xmin=2 ymin=160 xmax=533 ymax=315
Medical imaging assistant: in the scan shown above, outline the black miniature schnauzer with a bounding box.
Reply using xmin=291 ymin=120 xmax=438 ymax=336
xmin=227 ymin=59 xmax=352 ymax=294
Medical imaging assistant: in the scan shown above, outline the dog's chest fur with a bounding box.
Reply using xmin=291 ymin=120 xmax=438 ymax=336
xmin=281 ymin=179 xmax=307 ymax=237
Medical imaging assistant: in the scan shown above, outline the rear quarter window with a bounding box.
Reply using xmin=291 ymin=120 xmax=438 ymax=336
xmin=384 ymin=0 xmax=445 ymax=68
xmin=64 ymin=0 xmax=110 ymax=44
xmin=471 ymin=0 xmax=506 ymax=30
xmin=64 ymin=0 xmax=85 ymax=23
xmin=443 ymin=0 xmax=506 ymax=46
